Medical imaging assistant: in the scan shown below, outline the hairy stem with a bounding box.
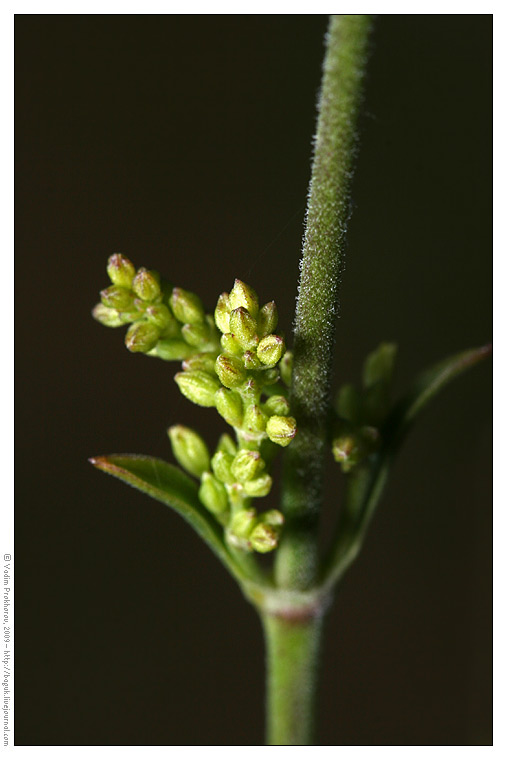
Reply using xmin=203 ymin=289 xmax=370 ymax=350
xmin=277 ymin=15 xmax=373 ymax=589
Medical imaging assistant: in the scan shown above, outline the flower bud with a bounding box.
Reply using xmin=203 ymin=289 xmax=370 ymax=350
xmin=229 ymin=307 xmax=258 ymax=350
xmin=332 ymin=433 xmax=363 ymax=473
xmin=266 ymin=415 xmax=297 ymax=447
xmin=153 ymin=339 xmax=194 ymax=361
xmin=145 ymin=303 xmax=175 ymax=333
xmin=336 ymin=383 xmax=362 ymax=424
xmin=132 ymin=268 xmax=161 ymax=302
xmin=211 ymin=450 xmax=235 ymax=485
xmin=261 ymin=509 xmax=284 ymax=527
xmin=168 ymin=425 xmax=210 ymax=478
xmin=214 ymin=292 xmax=231 ymax=334
xmin=257 ymin=301 xmax=278 ymax=338
xmin=280 ymin=350 xmax=293 ymax=387
xmin=243 ymin=474 xmax=273 ymax=497
xmin=362 ymin=342 xmax=397 ymax=389
xmin=216 ymin=433 xmax=237 ymax=456
xmin=243 ymin=351 xmax=262 ymax=370
xmin=199 ymin=472 xmax=229 ymax=515
xmin=215 ymin=354 xmax=246 ymax=389
xmin=182 ymin=352 xmax=217 ymax=374
xmin=257 ymin=334 xmax=285 ymax=367
xmin=107 ymin=253 xmax=136 ymax=288
xmin=100 ymin=285 xmax=135 ymax=311
xmin=229 ymin=509 xmax=257 ymax=541
xmin=170 ymin=287 xmax=204 ymax=325
xmin=262 ymin=368 xmax=280 ymax=386
xmin=175 ymin=370 xmax=220 ymax=407
xmin=181 ymin=321 xmax=213 ymax=348
xmin=220 ymin=333 xmax=243 ymax=356
xmin=229 ymin=279 xmax=259 ymax=317
xmin=125 ymin=321 xmax=160 ymax=353
xmin=263 ymin=395 xmax=290 ymax=417
xmin=231 ymin=450 xmax=265 ymax=483
xmin=249 ymin=522 xmax=279 ymax=553
xmin=215 ymin=387 xmax=243 ymax=427
xmin=243 ymin=404 xmax=268 ymax=435
xmin=92 ymin=303 xmax=123 ymax=327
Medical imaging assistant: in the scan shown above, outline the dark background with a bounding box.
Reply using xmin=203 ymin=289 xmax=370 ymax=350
xmin=15 ymin=15 xmax=492 ymax=745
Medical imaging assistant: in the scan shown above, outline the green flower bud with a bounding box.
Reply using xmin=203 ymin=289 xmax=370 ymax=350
xmin=262 ymin=368 xmax=280 ymax=386
xmin=92 ymin=303 xmax=123 ymax=328
xmin=263 ymin=395 xmax=290 ymax=417
xmin=229 ymin=307 xmax=258 ymax=350
xmin=229 ymin=279 xmax=259 ymax=317
xmin=107 ymin=253 xmax=136 ymax=288
xmin=199 ymin=472 xmax=229 ymax=515
xmin=266 ymin=415 xmax=297 ymax=447
xmin=168 ymin=425 xmax=210 ymax=479
xmin=243 ymin=404 xmax=268 ymax=435
xmin=362 ymin=342 xmax=397 ymax=389
xmin=182 ymin=352 xmax=217 ymax=374
xmin=280 ymin=350 xmax=293 ymax=387
xmin=170 ymin=287 xmax=205 ymax=325
xmin=257 ymin=301 xmax=278 ymax=338
xmin=220 ymin=333 xmax=243 ymax=356
xmin=132 ymin=268 xmax=161 ymax=302
xmin=249 ymin=522 xmax=279 ymax=553
xmin=336 ymin=383 xmax=362 ymax=424
xmin=257 ymin=334 xmax=285 ymax=367
xmin=211 ymin=450 xmax=235 ymax=485
xmin=229 ymin=509 xmax=257 ymax=540
xmin=175 ymin=370 xmax=220 ymax=407
xmin=215 ymin=387 xmax=244 ymax=426
xmin=100 ymin=285 xmax=135 ymax=311
xmin=214 ymin=292 xmax=231 ymax=334
xmin=231 ymin=450 xmax=265 ymax=483
xmin=181 ymin=321 xmax=213 ymax=348
xmin=243 ymin=351 xmax=262 ymax=370
xmin=216 ymin=433 xmax=237 ymax=456
xmin=215 ymin=354 xmax=246 ymax=389
xmin=243 ymin=474 xmax=273 ymax=497
xmin=153 ymin=339 xmax=194 ymax=361
xmin=145 ymin=303 xmax=175 ymax=332
xmin=125 ymin=321 xmax=160 ymax=353
xmin=332 ymin=433 xmax=363 ymax=473
xmin=261 ymin=509 xmax=284 ymax=527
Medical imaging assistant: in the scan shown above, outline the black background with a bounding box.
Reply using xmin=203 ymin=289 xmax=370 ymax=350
xmin=15 ymin=15 xmax=492 ymax=745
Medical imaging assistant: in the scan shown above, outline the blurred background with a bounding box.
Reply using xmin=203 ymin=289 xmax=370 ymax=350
xmin=15 ymin=15 xmax=492 ymax=745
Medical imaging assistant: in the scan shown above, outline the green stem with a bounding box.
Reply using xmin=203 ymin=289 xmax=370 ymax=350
xmin=277 ymin=14 xmax=373 ymax=590
xmin=262 ymin=611 xmax=324 ymax=745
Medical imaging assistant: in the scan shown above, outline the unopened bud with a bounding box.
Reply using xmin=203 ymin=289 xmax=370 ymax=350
xmin=257 ymin=301 xmax=278 ymax=338
xmin=211 ymin=450 xmax=235 ymax=485
xmin=263 ymin=395 xmax=290 ymax=417
xmin=174 ymin=370 xmax=220 ymax=407
xmin=243 ymin=473 xmax=273 ymax=497
xmin=262 ymin=368 xmax=280 ymax=386
xmin=336 ymin=383 xmax=362 ymax=424
xmin=107 ymin=254 xmax=136 ymax=288
xmin=249 ymin=522 xmax=279 ymax=553
xmin=229 ymin=307 xmax=258 ymax=350
xmin=170 ymin=287 xmax=205 ymax=325
xmin=214 ymin=292 xmax=231 ymax=334
xmin=243 ymin=351 xmax=262 ymax=370
xmin=181 ymin=321 xmax=213 ymax=348
xmin=215 ymin=387 xmax=243 ymax=427
xmin=216 ymin=433 xmax=237 ymax=456
xmin=199 ymin=473 xmax=229 ymax=515
xmin=125 ymin=321 xmax=160 ymax=353
xmin=100 ymin=285 xmax=134 ymax=311
xmin=257 ymin=334 xmax=285 ymax=366
xmin=231 ymin=450 xmax=265 ymax=483
xmin=266 ymin=415 xmax=297 ymax=447
xmin=168 ymin=425 xmax=210 ymax=479
xmin=132 ymin=268 xmax=161 ymax=302
xmin=229 ymin=509 xmax=257 ymax=541
xmin=220 ymin=333 xmax=243 ymax=356
xmin=243 ymin=404 xmax=268 ymax=435
xmin=182 ymin=352 xmax=217 ymax=374
xmin=92 ymin=303 xmax=123 ymax=327
xmin=280 ymin=350 xmax=293 ymax=387
xmin=215 ymin=354 xmax=246 ymax=389
xmin=332 ymin=433 xmax=363 ymax=473
xmin=362 ymin=342 xmax=397 ymax=389
xmin=153 ymin=339 xmax=193 ymax=361
xmin=261 ymin=509 xmax=284 ymax=527
xmin=145 ymin=304 xmax=175 ymax=333
xmin=229 ymin=279 xmax=259 ymax=317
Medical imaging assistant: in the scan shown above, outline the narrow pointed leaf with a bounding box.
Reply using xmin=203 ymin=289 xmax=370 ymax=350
xmin=89 ymin=454 xmax=246 ymax=582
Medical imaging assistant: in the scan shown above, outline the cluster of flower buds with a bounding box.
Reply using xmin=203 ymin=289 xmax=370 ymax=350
xmin=92 ymin=254 xmax=220 ymax=361
xmin=168 ymin=426 xmax=284 ymax=553
xmin=93 ymin=258 xmax=298 ymax=554
xmin=332 ymin=342 xmax=397 ymax=473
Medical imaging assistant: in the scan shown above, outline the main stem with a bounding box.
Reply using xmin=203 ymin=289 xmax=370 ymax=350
xmin=264 ymin=14 xmax=373 ymax=746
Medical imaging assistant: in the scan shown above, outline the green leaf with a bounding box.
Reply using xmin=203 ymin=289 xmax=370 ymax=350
xmin=89 ymin=454 xmax=247 ymax=583
xmin=322 ymin=344 xmax=491 ymax=591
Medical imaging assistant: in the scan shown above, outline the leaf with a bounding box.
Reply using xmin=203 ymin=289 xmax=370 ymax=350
xmin=322 ymin=344 xmax=491 ymax=591
xmin=89 ymin=454 xmax=247 ymax=583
